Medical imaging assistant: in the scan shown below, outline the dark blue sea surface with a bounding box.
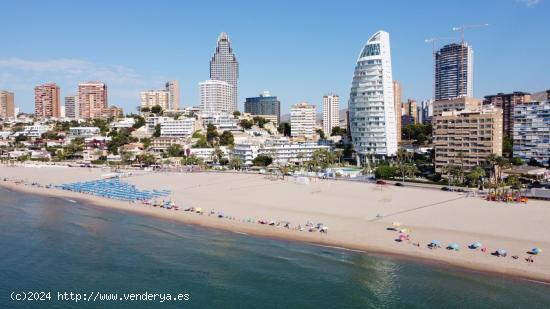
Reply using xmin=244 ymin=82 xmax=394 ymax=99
xmin=0 ymin=187 xmax=549 ymax=308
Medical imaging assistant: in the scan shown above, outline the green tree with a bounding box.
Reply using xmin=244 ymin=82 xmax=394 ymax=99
xmin=316 ymin=129 xmax=326 ymax=140
xmin=151 ymin=105 xmax=163 ymax=115
xmin=277 ymin=122 xmax=291 ymax=136
xmin=396 ymin=148 xmax=413 ymax=182
xmin=140 ymin=137 xmax=151 ymax=149
xmin=140 ymin=107 xmax=151 ymax=113
xmin=502 ymin=136 xmax=513 ymax=158
xmin=181 ymin=155 xmax=203 ymax=166
xmin=374 ymin=165 xmax=397 ymax=179
xmin=206 ymin=124 xmax=219 ymax=145
xmin=229 ymin=156 xmax=242 ymax=170
xmin=252 ymin=116 xmax=269 ymax=128
xmin=233 ymin=111 xmax=241 ymax=118
xmin=466 ymin=166 xmax=486 ymax=188
xmin=253 ymin=155 xmax=273 ymax=167
xmin=331 ymin=126 xmax=347 ymax=136
xmin=152 ymin=124 xmax=161 ymax=138
xmin=167 ymin=144 xmax=183 ymax=157
xmin=511 ymin=157 xmax=523 ymax=166
xmin=136 ymin=154 xmax=157 ymax=166
xmin=219 ymin=131 xmax=234 ymax=146
xmin=211 ymin=147 xmax=225 ymax=164
xmin=240 ymin=119 xmax=253 ymax=129
xmin=132 ymin=115 xmax=146 ymax=129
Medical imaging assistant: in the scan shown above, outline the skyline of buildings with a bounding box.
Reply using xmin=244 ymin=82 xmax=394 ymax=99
xmin=348 ymin=30 xmax=398 ymax=160
xmin=210 ymin=32 xmax=239 ymax=112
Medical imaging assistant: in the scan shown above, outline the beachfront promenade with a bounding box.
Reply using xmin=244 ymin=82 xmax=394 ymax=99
xmin=1 ymin=165 xmax=549 ymax=283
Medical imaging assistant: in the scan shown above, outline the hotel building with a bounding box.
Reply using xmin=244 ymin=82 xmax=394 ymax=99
xmin=434 ymin=43 xmax=474 ymax=100
xmin=64 ymin=96 xmax=79 ymax=119
xmin=199 ymin=80 xmax=233 ymax=114
xmin=513 ymin=100 xmax=550 ymax=165
xmin=0 ymin=91 xmax=15 ymax=118
xmin=244 ymin=91 xmax=281 ymax=125
xmin=484 ymin=91 xmax=531 ymax=139
xmin=210 ymin=32 xmax=239 ymax=112
xmin=432 ymin=96 xmax=481 ymax=117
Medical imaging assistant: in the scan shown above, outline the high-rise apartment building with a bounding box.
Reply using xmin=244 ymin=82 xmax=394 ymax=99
xmin=210 ymin=32 xmax=239 ymax=112
xmin=322 ymin=94 xmax=340 ymax=136
xmin=484 ymin=91 xmax=531 ymax=139
xmin=435 ymin=43 xmax=474 ymax=100
xmin=34 ymin=83 xmax=60 ymax=119
xmin=0 ymin=91 xmax=15 ymax=119
xmin=165 ymin=80 xmax=180 ymax=110
xmin=140 ymin=90 xmax=170 ymax=110
xmin=78 ymin=82 xmax=108 ymax=119
xmin=418 ymin=100 xmax=433 ymax=124
xmin=392 ymin=81 xmax=402 ymax=144
xmin=199 ymin=80 xmax=233 ymax=114
xmin=64 ymin=96 xmax=78 ymax=119
xmin=433 ymin=107 xmax=502 ymax=175
xmin=244 ymin=91 xmax=281 ymax=125
xmin=403 ymin=99 xmax=418 ymax=124
xmin=348 ymin=30 xmax=397 ymax=159
xmin=290 ymin=102 xmax=316 ymax=140
xmin=513 ymin=100 xmax=550 ymax=165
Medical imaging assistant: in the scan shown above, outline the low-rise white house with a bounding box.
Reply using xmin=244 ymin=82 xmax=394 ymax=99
xmin=20 ymin=125 xmax=49 ymax=138
xmin=258 ymin=139 xmax=331 ymax=165
xmin=233 ymin=143 xmax=260 ymax=166
xmin=69 ymin=127 xmax=100 ymax=138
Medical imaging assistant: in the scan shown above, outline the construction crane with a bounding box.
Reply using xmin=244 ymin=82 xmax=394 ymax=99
xmin=452 ymin=23 xmax=489 ymax=43
xmin=452 ymin=23 xmax=489 ymax=96
xmin=425 ymin=37 xmax=454 ymax=100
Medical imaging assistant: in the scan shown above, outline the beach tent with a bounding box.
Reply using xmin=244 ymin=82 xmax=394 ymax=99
xmin=496 ymin=249 xmax=507 ymax=257
xmin=531 ymin=248 xmax=542 ymax=255
xmin=430 ymin=240 xmax=440 ymax=246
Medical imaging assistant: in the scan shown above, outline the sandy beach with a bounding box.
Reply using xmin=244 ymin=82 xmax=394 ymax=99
xmin=1 ymin=164 xmax=550 ymax=283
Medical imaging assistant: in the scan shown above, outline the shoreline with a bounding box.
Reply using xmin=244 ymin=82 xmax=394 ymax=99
xmin=2 ymin=180 xmax=550 ymax=285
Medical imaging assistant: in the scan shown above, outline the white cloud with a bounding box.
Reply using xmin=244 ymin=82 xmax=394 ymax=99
xmin=0 ymin=58 xmax=166 ymax=112
xmin=518 ymin=0 xmax=541 ymax=7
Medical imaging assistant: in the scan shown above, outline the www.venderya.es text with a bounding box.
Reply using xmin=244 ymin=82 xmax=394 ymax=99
xmin=10 ymin=291 xmax=190 ymax=303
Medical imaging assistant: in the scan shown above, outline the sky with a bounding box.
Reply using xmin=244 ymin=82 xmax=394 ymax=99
xmin=0 ymin=0 xmax=548 ymax=114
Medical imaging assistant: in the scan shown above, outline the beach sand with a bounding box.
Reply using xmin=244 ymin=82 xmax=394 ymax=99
xmin=2 ymin=165 xmax=549 ymax=283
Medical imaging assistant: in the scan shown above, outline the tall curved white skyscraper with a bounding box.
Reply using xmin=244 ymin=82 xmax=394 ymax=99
xmin=348 ymin=30 xmax=397 ymax=160
xmin=210 ymin=32 xmax=239 ymax=112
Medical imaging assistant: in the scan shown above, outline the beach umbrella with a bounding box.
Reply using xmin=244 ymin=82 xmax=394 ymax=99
xmin=430 ymin=240 xmax=440 ymax=246
xmin=497 ymin=249 xmax=507 ymax=256
xmin=470 ymin=242 xmax=482 ymax=249
xmin=448 ymin=243 xmax=460 ymax=251
xmin=532 ymin=248 xmax=542 ymax=255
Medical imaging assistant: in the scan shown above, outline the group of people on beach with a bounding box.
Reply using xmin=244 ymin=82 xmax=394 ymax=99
xmin=389 ymin=224 xmax=540 ymax=265
xmin=2 ymin=176 xmax=330 ymax=236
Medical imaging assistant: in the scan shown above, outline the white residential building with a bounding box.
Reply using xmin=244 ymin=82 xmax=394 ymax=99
xmin=110 ymin=118 xmax=136 ymax=129
xmin=199 ymin=80 xmax=233 ymax=114
xmin=258 ymin=139 xmax=331 ymax=165
xmin=146 ymin=116 xmax=172 ymax=133
xmin=233 ymin=143 xmax=260 ymax=166
xmin=20 ymin=125 xmax=49 ymax=138
xmin=323 ymin=94 xmax=340 ymax=136
xmin=160 ymin=118 xmax=196 ymax=137
xmin=348 ymin=30 xmax=398 ymax=159
xmin=200 ymin=112 xmax=238 ymax=130
xmin=290 ymin=102 xmax=316 ymax=139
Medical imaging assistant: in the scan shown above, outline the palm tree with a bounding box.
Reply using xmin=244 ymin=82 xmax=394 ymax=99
xmin=396 ymin=148 xmax=412 ymax=182
xmin=466 ymin=166 xmax=486 ymax=188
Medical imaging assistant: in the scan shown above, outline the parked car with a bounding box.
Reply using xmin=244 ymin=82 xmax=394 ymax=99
xmin=441 ymin=186 xmax=450 ymax=191
xmin=394 ymin=182 xmax=404 ymax=187
xmin=376 ymin=180 xmax=387 ymax=185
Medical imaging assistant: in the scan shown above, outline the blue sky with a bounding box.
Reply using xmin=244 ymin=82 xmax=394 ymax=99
xmin=0 ymin=0 xmax=548 ymax=114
